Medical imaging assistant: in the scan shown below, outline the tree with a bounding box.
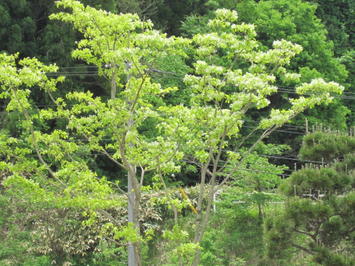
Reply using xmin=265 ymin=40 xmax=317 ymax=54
xmin=265 ymin=131 xmax=355 ymax=265
xmin=181 ymin=0 xmax=350 ymax=130
xmin=228 ymin=144 xmax=288 ymax=220
xmin=0 ymin=2 xmax=344 ymax=265
xmin=0 ymin=1 xmax=187 ymax=264
xmin=160 ymin=8 xmax=343 ymax=265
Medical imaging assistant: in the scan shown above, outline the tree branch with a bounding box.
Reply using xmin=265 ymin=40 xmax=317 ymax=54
xmin=291 ymin=242 xmax=314 ymax=255
xmin=99 ymin=148 xmax=125 ymax=168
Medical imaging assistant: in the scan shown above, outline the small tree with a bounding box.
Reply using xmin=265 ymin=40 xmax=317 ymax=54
xmin=227 ymin=144 xmax=288 ymax=221
xmin=265 ymin=131 xmax=355 ymax=265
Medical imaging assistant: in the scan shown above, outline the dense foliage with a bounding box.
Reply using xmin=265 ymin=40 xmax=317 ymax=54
xmin=266 ymin=131 xmax=355 ymax=265
xmin=0 ymin=0 xmax=353 ymax=265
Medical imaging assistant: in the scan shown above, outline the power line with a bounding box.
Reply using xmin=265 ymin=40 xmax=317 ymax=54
xmin=50 ymin=66 xmax=355 ymax=92
xmin=259 ymin=155 xmax=326 ymax=165
xmin=226 ymin=166 xmax=291 ymax=177
xmin=58 ymin=66 xmax=99 ymax=69
xmin=44 ymin=71 xmax=355 ymax=99
xmin=278 ymin=89 xmax=355 ymax=99
xmin=243 ymin=125 xmax=305 ymax=135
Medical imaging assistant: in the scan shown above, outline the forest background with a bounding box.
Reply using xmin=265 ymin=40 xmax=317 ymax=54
xmin=0 ymin=0 xmax=354 ymax=265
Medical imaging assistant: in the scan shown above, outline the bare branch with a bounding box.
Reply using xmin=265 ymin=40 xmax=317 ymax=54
xmin=291 ymin=242 xmax=314 ymax=255
xmin=139 ymin=165 xmax=145 ymax=186
xmin=99 ymin=148 xmax=125 ymax=168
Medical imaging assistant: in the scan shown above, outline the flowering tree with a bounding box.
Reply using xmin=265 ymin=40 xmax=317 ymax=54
xmin=0 ymin=1 xmax=344 ymax=265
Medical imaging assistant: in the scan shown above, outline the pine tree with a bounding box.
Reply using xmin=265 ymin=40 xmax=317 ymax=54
xmin=265 ymin=130 xmax=355 ymax=265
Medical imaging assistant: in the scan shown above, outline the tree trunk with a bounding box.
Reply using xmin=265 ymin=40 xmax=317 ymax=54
xmin=123 ymin=62 xmax=141 ymax=265
xmin=111 ymin=66 xmax=117 ymax=99
xmin=193 ymin=147 xmax=222 ymax=266
xmin=192 ymin=177 xmax=217 ymax=266
xmin=192 ymin=187 xmax=215 ymax=266
xmin=127 ymin=166 xmax=141 ymax=266
xmin=257 ymin=202 xmax=264 ymax=222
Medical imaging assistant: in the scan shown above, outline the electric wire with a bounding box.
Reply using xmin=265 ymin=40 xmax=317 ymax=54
xmin=44 ymin=70 xmax=355 ymax=99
